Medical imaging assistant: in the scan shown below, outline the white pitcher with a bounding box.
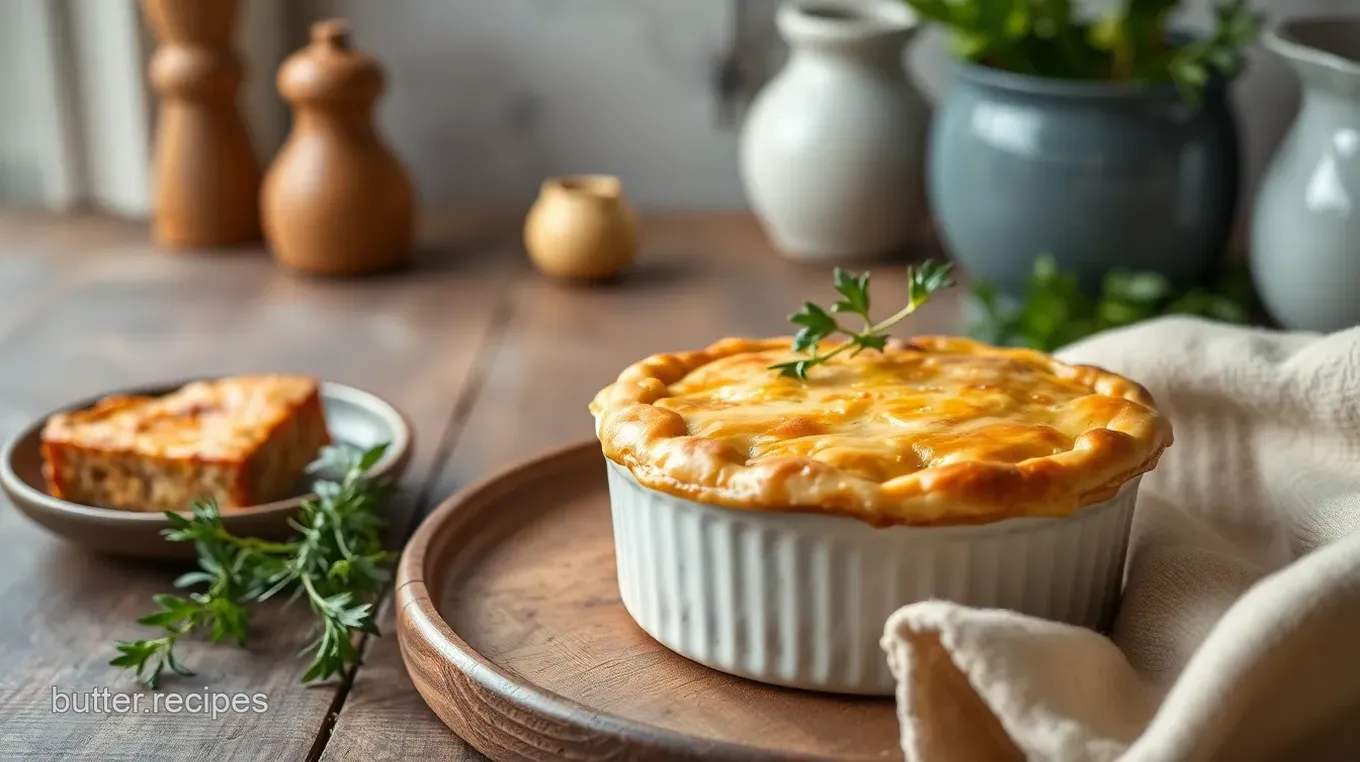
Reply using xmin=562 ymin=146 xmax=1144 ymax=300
xmin=740 ymin=0 xmax=928 ymax=263
xmin=1251 ymin=17 xmax=1360 ymax=332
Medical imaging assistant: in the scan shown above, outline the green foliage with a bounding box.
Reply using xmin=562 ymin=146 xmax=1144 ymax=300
xmin=968 ymin=254 xmax=1255 ymax=351
xmin=112 ymin=443 xmax=393 ymax=689
xmin=902 ymin=0 xmax=1264 ymax=103
xmin=771 ymin=260 xmax=957 ymax=380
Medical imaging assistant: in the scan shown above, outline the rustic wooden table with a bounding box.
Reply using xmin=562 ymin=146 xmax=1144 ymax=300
xmin=0 ymin=210 xmax=963 ymax=761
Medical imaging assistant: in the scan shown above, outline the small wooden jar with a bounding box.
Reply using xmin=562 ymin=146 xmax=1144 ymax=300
xmin=524 ymin=175 xmax=638 ymax=281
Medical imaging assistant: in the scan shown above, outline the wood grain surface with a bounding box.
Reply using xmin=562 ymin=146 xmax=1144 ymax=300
xmin=0 ymin=210 xmax=513 ymax=761
xmin=397 ymin=441 xmax=904 ymax=761
xmin=0 ymin=210 xmax=960 ymax=761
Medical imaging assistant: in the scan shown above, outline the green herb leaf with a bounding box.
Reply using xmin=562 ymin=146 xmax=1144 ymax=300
xmin=903 ymin=0 xmax=1264 ymax=105
xmin=908 ymin=260 xmax=958 ymax=306
xmin=770 ymin=358 xmax=815 ymax=380
xmin=788 ymin=302 xmax=838 ymax=355
xmin=110 ymin=638 xmax=188 ymax=689
xmin=770 ymin=260 xmax=956 ymax=379
xmin=831 ymin=267 xmax=873 ymax=316
xmin=1103 ymin=270 xmax=1172 ymax=304
xmin=111 ymin=443 xmax=394 ymax=689
xmin=358 ymin=442 xmax=389 ymax=471
xmin=967 ymin=253 xmax=1255 ymax=351
xmin=1168 ymin=0 xmax=1263 ymax=103
xmin=854 ymin=333 xmax=889 ymax=354
xmin=1166 ymin=289 xmax=1251 ymax=322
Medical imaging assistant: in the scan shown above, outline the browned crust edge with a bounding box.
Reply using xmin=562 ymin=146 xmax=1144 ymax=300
xmin=589 ymin=336 xmax=1173 ymax=528
xmin=238 ymin=385 xmax=332 ymax=508
xmin=38 ymin=378 xmax=332 ymax=513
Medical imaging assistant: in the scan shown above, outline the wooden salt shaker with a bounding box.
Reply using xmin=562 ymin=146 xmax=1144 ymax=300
xmin=142 ymin=0 xmax=262 ymax=248
xmin=262 ymin=20 xmax=415 ymax=275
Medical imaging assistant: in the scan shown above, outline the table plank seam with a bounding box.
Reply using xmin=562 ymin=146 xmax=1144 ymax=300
xmin=397 ymin=280 xmax=518 ymax=538
xmin=306 ymin=276 xmax=517 ymax=762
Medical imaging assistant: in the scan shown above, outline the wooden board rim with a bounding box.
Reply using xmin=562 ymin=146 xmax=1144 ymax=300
xmin=396 ymin=439 xmax=856 ymax=762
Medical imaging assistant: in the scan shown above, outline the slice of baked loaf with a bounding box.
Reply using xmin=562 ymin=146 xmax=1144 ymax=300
xmin=40 ymin=375 xmax=331 ymax=513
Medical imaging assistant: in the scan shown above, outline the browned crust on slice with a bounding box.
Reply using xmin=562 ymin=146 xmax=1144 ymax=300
xmin=241 ymin=386 xmax=332 ymax=508
xmin=39 ymin=376 xmax=331 ymax=513
xmin=589 ymin=336 xmax=1173 ymax=528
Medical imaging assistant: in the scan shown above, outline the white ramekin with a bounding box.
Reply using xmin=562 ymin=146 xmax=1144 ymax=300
xmin=605 ymin=460 xmax=1139 ymax=695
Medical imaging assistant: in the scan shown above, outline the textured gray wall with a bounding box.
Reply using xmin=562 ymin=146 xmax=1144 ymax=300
xmin=0 ymin=0 xmax=50 ymax=205
xmin=294 ymin=0 xmax=1347 ymax=215
xmin=288 ymin=0 xmax=760 ymax=211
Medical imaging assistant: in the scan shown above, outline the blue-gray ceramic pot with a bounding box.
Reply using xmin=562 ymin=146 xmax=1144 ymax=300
xmin=928 ymin=62 xmax=1242 ymax=297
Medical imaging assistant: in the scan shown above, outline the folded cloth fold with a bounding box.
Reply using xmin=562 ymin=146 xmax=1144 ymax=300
xmin=881 ymin=317 xmax=1360 ymax=762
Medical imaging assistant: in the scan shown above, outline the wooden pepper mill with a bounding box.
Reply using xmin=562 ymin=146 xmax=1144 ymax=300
xmin=261 ymin=20 xmax=416 ymax=275
xmin=142 ymin=0 xmax=262 ymax=249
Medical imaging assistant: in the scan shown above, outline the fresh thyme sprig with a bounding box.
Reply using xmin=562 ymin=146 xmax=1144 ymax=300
xmin=769 ymin=260 xmax=957 ymax=380
xmin=111 ymin=443 xmax=393 ymax=688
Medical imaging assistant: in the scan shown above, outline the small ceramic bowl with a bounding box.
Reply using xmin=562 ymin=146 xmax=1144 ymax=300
xmin=605 ymin=460 xmax=1139 ymax=696
xmin=0 ymin=380 xmax=413 ymax=559
xmin=523 ymin=174 xmax=638 ymax=281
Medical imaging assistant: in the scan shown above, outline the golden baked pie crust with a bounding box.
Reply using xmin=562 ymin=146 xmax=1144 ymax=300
xmin=590 ymin=336 xmax=1172 ymax=527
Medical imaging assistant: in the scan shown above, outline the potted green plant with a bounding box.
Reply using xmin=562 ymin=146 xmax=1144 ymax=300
xmin=968 ymin=254 xmax=1259 ymax=351
xmin=909 ymin=0 xmax=1264 ymax=297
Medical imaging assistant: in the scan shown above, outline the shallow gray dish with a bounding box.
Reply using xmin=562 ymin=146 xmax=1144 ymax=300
xmin=0 ymin=380 xmax=413 ymax=560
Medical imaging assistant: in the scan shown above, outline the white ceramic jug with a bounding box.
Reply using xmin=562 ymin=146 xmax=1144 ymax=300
xmin=1251 ymin=17 xmax=1360 ymax=332
xmin=740 ymin=0 xmax=927 ymax=262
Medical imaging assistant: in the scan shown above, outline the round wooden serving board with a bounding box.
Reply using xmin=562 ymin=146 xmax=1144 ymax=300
xmin=397 ymin=440 xmax=903 ymax=762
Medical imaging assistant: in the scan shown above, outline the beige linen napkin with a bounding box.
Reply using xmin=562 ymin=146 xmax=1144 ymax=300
xmin=882 ymin=316 xmax=1360 ymax=762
